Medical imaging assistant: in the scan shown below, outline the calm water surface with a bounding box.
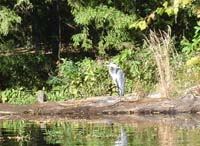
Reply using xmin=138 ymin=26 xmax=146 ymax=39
xmin=1 ymin=115 xmax=200 ymax=146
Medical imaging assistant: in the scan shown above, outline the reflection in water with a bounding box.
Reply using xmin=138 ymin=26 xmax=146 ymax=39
xmin=1 ymin=115 xmax=200 ymax=146
xmin=114 ymin=127 xmax=128 ymax=146
xmin=158 ymin=124 xmax=174 ymax=146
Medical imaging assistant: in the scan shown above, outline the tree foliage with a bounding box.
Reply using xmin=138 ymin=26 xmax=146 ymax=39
xmin=0 ymin=7 xmax=21 ymax=36
xmin=70 ymin=3 xmax=136 ymax=55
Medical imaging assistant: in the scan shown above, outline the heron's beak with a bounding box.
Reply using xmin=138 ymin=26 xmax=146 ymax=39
xmin=103 ymin=64 xmax=110 ymax=67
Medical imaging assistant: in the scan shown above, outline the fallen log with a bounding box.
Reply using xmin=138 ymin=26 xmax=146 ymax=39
xmin=132 ymin=94 xmax=200 ymax=114
xmin=0 ymin=93 xmax=200 ymax=120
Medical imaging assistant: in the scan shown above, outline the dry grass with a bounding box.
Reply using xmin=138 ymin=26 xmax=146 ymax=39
xmin=145 ymin=27 xmax=173 ymax=98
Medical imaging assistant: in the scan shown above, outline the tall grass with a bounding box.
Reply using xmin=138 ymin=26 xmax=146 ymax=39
xmin=145 ymin=27 xmax=173 ymax=98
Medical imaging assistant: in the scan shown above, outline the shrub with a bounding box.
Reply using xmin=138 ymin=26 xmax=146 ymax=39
xmin=0 ymin=87 xmax=36 ymax=104
xmin=47 ymin=58 xmax=110 ymax=100
xmin=113 ymin=48 xmax=157 ymax=94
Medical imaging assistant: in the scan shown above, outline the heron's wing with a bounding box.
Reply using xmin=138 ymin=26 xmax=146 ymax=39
xmin=116 ymin=69 xmax=125 ymax=94
xmin=109 ymin=68 xmax=118 ymax=86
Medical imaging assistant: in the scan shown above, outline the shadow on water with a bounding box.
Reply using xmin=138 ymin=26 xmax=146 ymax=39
xmin=1 ymin=114 xmax=200 ymax=146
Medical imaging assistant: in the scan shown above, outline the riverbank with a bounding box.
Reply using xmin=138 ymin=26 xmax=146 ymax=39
xmin=0 ymin=91 xmax=200 ymax=121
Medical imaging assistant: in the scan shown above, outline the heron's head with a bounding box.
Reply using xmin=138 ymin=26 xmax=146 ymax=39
xmin=104 ymin=62 xmax=118 ymax=68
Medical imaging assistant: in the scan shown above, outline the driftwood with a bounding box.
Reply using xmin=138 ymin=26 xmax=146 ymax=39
xmin=133 ymin=94 xmax=200 ymax=114
xmin=0 ymin=93 xmax=200 ymax=120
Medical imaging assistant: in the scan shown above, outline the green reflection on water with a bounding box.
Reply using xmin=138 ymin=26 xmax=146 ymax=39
xmin=0 ymin=120 xmax=200 ymax=146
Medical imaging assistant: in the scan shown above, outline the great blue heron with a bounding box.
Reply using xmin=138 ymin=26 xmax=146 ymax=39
xmin=104 ymin=62 xmax=125 ymax=96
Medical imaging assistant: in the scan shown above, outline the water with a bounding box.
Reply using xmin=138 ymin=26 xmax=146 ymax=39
xmin=1 ymin=115 xmax=200 ymax=146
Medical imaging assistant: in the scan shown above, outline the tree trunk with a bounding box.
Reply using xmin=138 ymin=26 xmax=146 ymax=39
xmin=51 ymin=0 xmax=61 ymax=60
xmin=32 ymin=6 xmax=41 ymax=51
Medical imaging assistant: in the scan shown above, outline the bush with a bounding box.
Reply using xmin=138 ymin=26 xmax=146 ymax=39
xmin=0 ymin=87 xmax=36 ymax=104
xmin=181 ymin=25 xmax=200 ymax=55
xmin=113 ymin=48 xmax=157 ymax=94
xmin=47 ymin=58 xmax=110 ymax=100
xmin=172 ymin=25 xmax=200 ymax=97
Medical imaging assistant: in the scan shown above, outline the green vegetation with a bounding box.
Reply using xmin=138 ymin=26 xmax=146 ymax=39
xmin=0 ymin=0 xmax=199 ymax=104
xmin=47 ymin=58 xmax=109 ymax=100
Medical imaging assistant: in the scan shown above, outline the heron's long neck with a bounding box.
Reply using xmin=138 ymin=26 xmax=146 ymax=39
xmin=110 ymin=67 xmax=119 ymax=74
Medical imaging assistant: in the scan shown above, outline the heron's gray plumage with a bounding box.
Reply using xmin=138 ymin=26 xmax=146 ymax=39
xmin=105 ymin=63 xmax=125 ymax=96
